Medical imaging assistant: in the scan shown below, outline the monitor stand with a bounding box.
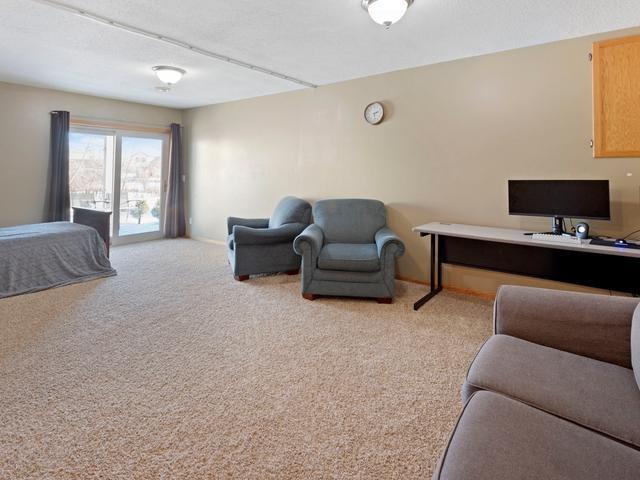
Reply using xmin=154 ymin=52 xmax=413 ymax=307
xmin=551 ymin=216 xmax=564 ymax=235
xmin=525 ymin=217 xmax=572 ymax=237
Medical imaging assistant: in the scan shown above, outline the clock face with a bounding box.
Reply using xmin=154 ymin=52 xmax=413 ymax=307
xmin=364 ymin=102 xmax=384 ymax=125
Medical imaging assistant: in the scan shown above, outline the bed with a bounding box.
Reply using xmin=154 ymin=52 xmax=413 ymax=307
xmin=0 ymin=212 xmax=116 ymax=299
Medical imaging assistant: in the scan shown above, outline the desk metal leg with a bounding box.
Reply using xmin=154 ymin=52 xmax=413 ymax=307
xmin=414 ymin=233 xmax=443 ymax=310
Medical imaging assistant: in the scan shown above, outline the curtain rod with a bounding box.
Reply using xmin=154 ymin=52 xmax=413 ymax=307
xmin=68 ymin=114 xmax=172 ymax=129
xmin=69 ymin=116 xmax=173 ymax=134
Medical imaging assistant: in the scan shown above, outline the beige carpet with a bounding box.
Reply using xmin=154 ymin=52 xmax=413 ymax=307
xmin=0 ymin=239 xmax=492 ymax=479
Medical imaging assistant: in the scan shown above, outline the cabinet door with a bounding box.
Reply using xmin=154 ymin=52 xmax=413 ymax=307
xmin=593 ymin=35 xmax=640 ymax=158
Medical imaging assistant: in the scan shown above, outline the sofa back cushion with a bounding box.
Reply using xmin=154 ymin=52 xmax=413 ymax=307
xmin=313 ymin=199 xmax=386 ymax=244
xmin=269 ymin=197 xmax=311 ymax=228
xmin=633 ymin=304 xmax=640 ymax=391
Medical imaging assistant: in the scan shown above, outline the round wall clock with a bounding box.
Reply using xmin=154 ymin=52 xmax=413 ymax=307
xmin=364 ymin=102 xmax=384 ymax=125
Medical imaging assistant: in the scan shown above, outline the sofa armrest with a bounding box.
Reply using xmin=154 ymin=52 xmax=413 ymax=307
xmin=293 ymin=224 xmax=324 ymax=260
xmin=233 ymin=223 xmax=306 ymax=246
xmin=227 ymin=217 xmax=269 ymax=235
xmin=494 ymin=285 xmax=639 ymax=368
xmin=375 ymin=227 xmax=405 ymax=259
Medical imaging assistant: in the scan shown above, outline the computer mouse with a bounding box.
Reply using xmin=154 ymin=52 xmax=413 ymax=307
xmin=614 ymin=239 xmax=629 ymax=247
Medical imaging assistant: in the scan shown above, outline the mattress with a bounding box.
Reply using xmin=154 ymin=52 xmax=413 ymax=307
xmin=0 ymin=221 xmax=116 ymax=299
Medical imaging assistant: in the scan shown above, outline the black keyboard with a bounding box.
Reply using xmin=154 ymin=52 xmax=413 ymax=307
xmin=589 ymin=237 xmax=640 ymax=250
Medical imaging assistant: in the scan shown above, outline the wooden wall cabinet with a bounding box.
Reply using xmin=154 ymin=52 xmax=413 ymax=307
xmin=593 ymin=34 xmax=640 ymax=158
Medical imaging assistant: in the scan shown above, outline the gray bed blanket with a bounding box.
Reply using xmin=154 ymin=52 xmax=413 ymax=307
xmin=0 ymin=222 xmax=116 ymax=299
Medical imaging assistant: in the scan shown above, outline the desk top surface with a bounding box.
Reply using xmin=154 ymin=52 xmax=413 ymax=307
xmin=412 ymin=222 xmax=640 ymax=258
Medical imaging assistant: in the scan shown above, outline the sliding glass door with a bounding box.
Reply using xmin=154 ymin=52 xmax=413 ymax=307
xmin=116 ymin=135 xmax=165 ymax=239
xmin=69 ymin=128 xmax=168 ymax=245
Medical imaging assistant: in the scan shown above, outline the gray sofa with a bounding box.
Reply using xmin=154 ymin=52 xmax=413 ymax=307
xmin=433 ymin=286 xmax=640 ymax=479
xmin=293 ymin=199 xmax=405 ymax=303
xmin=227 ymin=196 xmax=311 ymax=280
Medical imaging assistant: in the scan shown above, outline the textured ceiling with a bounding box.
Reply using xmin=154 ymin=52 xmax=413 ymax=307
xmin=0 ymin=0 xmax=639 ymax=109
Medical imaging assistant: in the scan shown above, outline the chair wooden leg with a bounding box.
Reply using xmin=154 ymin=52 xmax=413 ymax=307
xmin=377 ymin=297 xmax=393 ymax=304
xmin=302 ymin=293 xmax=317 ymax=301
xmin=234 ymin=275 xmax=250 ymax=281
xmin=285 ymin=269 xmax=300 ymax=275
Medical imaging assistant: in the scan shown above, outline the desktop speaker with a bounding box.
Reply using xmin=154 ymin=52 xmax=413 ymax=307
xmin=575 ymin=222 xmax=590 ymax=239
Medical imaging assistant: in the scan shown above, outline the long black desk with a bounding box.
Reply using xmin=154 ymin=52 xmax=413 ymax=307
xmin=412 ymin=222 xmax=640 ymax=310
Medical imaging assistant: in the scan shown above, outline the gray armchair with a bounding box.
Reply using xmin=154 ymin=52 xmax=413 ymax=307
xmin=293 ymin=199 xmax=405 ymax=303
xmin=227 ymin=196 xmax=311 ymax=280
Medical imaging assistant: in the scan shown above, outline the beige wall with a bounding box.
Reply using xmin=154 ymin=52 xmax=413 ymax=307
xmin=0 ymin=81 xmax=181 ymax=227
xmin=183 ymin=28 xmax=639 ymax=294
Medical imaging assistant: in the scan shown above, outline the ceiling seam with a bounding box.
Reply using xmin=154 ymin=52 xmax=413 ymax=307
xmin=30 ymin=0 xmax=318 ymax=89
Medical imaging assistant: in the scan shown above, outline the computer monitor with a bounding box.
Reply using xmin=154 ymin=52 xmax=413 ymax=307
xmin=508 ymin=180 xmax=610 ymax=234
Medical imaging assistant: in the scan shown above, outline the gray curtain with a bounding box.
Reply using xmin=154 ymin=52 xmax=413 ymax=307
xmin=46 ymin=111 xmax=71 ymax=222
xmin=164 ymin=123 xmax=186 ymax=238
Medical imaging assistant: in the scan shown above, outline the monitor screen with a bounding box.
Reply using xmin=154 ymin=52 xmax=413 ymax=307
xmin=508 ymin=180 xmax=610 ymax=220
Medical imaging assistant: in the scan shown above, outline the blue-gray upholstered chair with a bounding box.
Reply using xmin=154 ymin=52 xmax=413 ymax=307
xmin=227 ymin=196 xmax=311 ymax=280
xmin=293 ymin=199 xmax=405 ymax=303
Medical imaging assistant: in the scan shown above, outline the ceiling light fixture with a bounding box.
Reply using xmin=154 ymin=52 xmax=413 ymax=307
xmin=362 ymin=0 xmax=414 ymax=28
xmin=153 ymin=66 xmax=186 ymax=85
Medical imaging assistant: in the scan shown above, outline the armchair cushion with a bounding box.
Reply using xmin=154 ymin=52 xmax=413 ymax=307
xmin=313 ymin=199 xmax=386 ymax=244
xmin=318 ymin=243 xmax=380 ymax=272
xmin=233 ymin=223 xmax=306 ymax=246
xmin=269 ymin=196 xmax=312 ymax=228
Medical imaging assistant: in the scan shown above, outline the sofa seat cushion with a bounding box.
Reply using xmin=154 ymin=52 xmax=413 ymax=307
xmin=227 ymin=234 xmax=234 ymax=250
xmin=317 ymin=243 xmax=379 ymax=272
xmin=463 ymin=335 xmax=640 ymax=448
xmin=434 ymin=391 xmax=640 ymax=480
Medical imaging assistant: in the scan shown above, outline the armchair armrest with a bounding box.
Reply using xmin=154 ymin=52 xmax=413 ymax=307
xmin=375 ymin=227 xmax=405 ymax=259
xmin=233 ymin=223 xmax=306 ymax=246
xmin=494 ymin=285 xmax=639 ymax=368
xmin=227 ymin=217 xmax=269 ymax=235
xmin=293 ymin=224 xmax=324 ymax=260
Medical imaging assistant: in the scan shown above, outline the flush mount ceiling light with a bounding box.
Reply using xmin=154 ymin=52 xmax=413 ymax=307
xmin=152 ymin=66 xmax=186 ymax=86
xmin=362 ymin=0 xmax=414 ymax=28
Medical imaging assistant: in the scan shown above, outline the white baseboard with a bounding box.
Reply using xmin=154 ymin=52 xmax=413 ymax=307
xmin=190 ymin=235 xmax=226 ymax=246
